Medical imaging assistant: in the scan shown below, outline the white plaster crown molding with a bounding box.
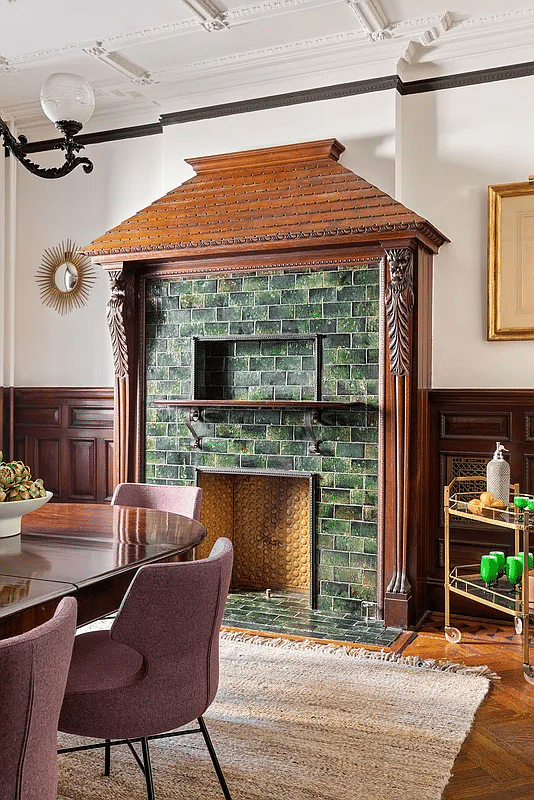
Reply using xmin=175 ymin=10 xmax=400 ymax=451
xmin=347 ymin=0 xmax=391 ymax=40
xmin=82 ymin=43 xmax=155 ymax=86
xmin=181 ymin=0 xmax=228 ymax=31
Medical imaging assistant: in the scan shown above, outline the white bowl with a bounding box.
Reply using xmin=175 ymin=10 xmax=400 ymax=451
xmin=0 ymin=491 xmax=53 ymax=538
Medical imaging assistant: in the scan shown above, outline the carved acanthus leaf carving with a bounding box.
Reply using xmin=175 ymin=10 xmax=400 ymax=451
xmin=107 ymin=270 xmax=128 ymax=379
xmin=384 ymin=248 xmax=414 ymax=376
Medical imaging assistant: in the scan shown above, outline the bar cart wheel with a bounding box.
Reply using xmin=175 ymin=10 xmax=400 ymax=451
xmin=515 ymin=617 xmax=523 ymax=635
xmin=444 ymin=626 xmax=462 ymax=643
xmin=523 ymin=664 xmax=534 ymax=684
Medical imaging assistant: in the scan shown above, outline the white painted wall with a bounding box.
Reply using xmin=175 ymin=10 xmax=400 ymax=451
xmin=8 ymin=75 xmax=534 ymax=389
xmin=397 ymin=74 xmax=534 ymax=388
xmin=12 ymin=135 xmax=164 ymax=386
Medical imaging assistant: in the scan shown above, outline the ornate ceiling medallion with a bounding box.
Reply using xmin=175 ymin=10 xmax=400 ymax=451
xmin=36 ymin=240 xmax=96 ymax=315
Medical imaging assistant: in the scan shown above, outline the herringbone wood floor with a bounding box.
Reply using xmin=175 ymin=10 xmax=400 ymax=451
xmin=391 ymin=615 xmax=534 ymax=799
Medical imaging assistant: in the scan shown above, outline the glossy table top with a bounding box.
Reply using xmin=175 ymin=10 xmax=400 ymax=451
xmin=0 ymin=502 xmax=206 ymax=626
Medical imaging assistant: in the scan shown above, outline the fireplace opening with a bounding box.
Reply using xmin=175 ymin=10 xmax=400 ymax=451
xmin=196 ymin=468 xmax=316 ymax=606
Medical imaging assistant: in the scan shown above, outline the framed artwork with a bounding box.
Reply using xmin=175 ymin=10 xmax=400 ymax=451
xmin=488 ymin=178 xmax=534 ymax=340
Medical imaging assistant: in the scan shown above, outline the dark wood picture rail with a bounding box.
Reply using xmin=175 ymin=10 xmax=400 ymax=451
xmin=87 ymin=139 xmax=448 ymax=628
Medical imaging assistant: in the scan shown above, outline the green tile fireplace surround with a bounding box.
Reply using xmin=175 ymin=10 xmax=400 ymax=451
xmin=145 ymin=263 xmax=380 ymax=616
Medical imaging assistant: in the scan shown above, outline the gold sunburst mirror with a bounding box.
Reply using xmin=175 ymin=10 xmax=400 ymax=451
xmin=36 ymin=240 xmax=96 ymax=315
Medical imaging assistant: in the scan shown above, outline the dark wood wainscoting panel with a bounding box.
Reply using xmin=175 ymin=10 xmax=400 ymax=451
xmin=6 ymin=388 xmax=114 ymax=504
xmin=429 ymin=389 xmax=534 ymax=618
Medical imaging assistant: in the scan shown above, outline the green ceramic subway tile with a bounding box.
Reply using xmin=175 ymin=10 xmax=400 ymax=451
xmin=351 ymin=301 xmax=378 ymax=318
xmin=363 ymin=505 xmax=378 ymax=522
xmin=269 ymin=304 xmax=294 ymax=320
xmin=264 ymin=425 xmax=293 ymax=441
xmin=333 ymin=566 xmax=359 ymax=583
xmin=334 ymin=534 xmax=365 ymax=553
xmin=145 ymin=449 xmax=167 ymax=465
xmin=179 ymin=294 xmax=205 ymax=309
xmin=218 ymin=278 xmax=242 ymax=293
xmin=334 ymin=473 xmax=364 ymax=490
xmin=273 ymin=355 xmax=300 ymax=371
xmin=263 ymin=455 xmax=293 ymax=471
xmin=282 ymin=319 xmax=310 ymax=334
xmin=225 ymin=357 xmax=251 ymax=372
xmin=239 ymin=425 xmax=267 ymax=439
xmin=241 ymin=455 xmax=269 ymax=469
xmin=241 ymin=305 xmax=266 ymax=321
xmin=254 ymin=291 xmax=281 ymax=306
xmin=269 ymin=273 xmax=296 ymax=289
xmin=229 ymin=321 xmax=255 ymax=336
xmin=317 ymin=533 xmax=335 ymax=549
xmin=322 ymin=302 xmax=353 ymax=319
xmin=321 ymin=549 xmax=350 ymax=567
xmin=280 ymin=289 xmax=308 ymax=305
xmin=261 ymin=371 xmax=288 ymax=386
xmin=203 ymin=293 xmax=229 ymax=308
xmin=295 ymin=272 xmax=324 ymax=288
xmin=249 ymin=356 xmax=275 ymax=371
xmin=154 ymin=464 xmax=180 ymax=480
xmin=332 ymin=597 xmax=362 ymax=615
xmin=320 ymin=518 xmax=351 ymax=535
xmin=351 ymin=267 xmax=378 ymax=284
xmin=294 ymin=456 xmax=323 ymax=472
xmin=215 ymin=454 xmax=241 ymax=468
xmin=254 ymin=440 xmax=280 ymax=455
xmin=145 ymin=423 xmax=168 ymax=437
xmin=191 ymin=279 xmax=218 ymax=294
xmin=363 ymin=538 xmax=377 ymax=554
xmin=201 ymin=438 xmax=228 ymax=453
xmin=166 ymin=280 xmax=191 ymax=295
xmin=214 ymin=424 xmax=242 ymax=438
xmin=333 ymin=441 xmax=365 ymax=459
xmin=145 ymin=464 xmax=155 ymax=479
xmin=321 ymin=487 xmax=351 ymax=505
xmin=366 ymin=283 xmax=379 ymax=300
xmin=350 ymin=552 xmax=377 ymax=570
xmin=248 ymin=387 xmax=275 ymax=401
xmin=335 ymin=504 xmax=363 ymax=522
xmin=309 ymin=319 xmax=337 ymax=334
xmin=294 ymin=303 xmax=322 ymax=319
xmin=216 ymin=307 xmax=241 ymax=322
xmin=337 ymin=284 xmax=368 ymax=302
xmin=253 ymin=409 xmax=281 ymax=425
xmin=243 ymin=276 xmax=269 ymax=291
xmin=366 ymin=317 xmax=380 ymax=332
xmin=156 ymin=323 xmax=182 ymax=338
xmin=351 ymin=586 xmax=377 ymax=603
xmin=337 ymin=317 xmax=367 ymax=333
xmin=320 ymin=581 xmax=349 ymax=598
xmin=317 ymin=565 xmax=334 ymax=581
xmin=202 ymin=322 xmax=230 ymax=336
xmin=255 ymin=321 xmax=282 ymax=335
xmin=227 ymin=439 xmax=252 ymax=455
xmin=229 ymin=291 xmax=255 ymax=307
xmin=166 ymin=308 xmax=192 ymax=324
xmin=165 ymin=450 xmax=191 ymax=466
xmin=190 ymin=308 xmax=217 ymax=324
xmin=323 ymin=270 xmax=353 ymax=287
xmin=280 ymin=441 xmax=307 ymax=456
xmin=175 ymin=323 xmax=206 ymax=338
xmin=317 ymin=595 xmax=334 ymax=612
xmin=320 ymin=457 xmax=350 ymax=473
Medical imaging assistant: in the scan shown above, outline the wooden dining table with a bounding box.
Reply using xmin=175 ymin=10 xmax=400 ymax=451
xmin=0 ymin=502 xmax=206 ymax=639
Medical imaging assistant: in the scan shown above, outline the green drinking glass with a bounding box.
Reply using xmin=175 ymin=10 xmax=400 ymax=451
xmin=514 ymin=496 xmax=529 ymax=509
xmin=480 ymin=554 xmax=499 ymax=585
xmin=518 ymin=551 xmax=534 ymax=570
xmin=489 ymin=550 xmax=506 ymax=577
xmin=528 ymin=499 xmax=534 ymax=511
xmin=506 ymin=555 xmax=524 ymax=586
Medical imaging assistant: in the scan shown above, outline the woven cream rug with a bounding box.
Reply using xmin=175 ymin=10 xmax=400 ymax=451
xmin=57 ymin=632 xmax=494 ymax=800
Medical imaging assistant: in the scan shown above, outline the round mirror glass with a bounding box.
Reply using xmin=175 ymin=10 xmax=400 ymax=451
xmin=53 ymin=262 xmax=79 ymax=292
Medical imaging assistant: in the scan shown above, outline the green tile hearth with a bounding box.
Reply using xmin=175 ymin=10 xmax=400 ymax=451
xmin=222 ymin=590 xmax=401 ymax=646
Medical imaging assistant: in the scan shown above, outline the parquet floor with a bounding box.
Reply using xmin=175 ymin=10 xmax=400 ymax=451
xmin=393 ymin=614 xmax=534 ymax=799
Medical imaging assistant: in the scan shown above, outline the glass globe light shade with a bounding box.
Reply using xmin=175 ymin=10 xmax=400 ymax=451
xmin=40 ymin=73 xmax=95 ymax=126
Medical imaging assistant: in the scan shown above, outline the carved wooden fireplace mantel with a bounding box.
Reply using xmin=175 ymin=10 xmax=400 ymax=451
xmin=84 ymin=138 xmax=448 ymax=628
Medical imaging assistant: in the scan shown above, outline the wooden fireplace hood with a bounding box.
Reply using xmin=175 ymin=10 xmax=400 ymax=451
xmin=86 ymin=138 xmax=448 ymax=628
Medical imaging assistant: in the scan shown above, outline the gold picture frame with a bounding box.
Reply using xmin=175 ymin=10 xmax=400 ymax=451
xmin=36 ymin=240 xmax=96 ymax=315
xmin=488 ymin=178 xmax=534 ymax=340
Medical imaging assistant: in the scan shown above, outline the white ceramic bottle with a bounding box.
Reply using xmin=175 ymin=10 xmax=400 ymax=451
xmin=486 ymin=442 xmax=510 ymax=505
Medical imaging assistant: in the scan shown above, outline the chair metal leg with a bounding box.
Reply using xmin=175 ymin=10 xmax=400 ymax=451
xmin=141 ymin=737 xmax=155 ymax=800
xmin=198 ymin=716 xmax=233 ymax=800
xmin=104 ymin=739 xmax=111 ymax=776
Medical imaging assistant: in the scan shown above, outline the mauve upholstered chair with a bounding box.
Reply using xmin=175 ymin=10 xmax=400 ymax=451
xmin=58 ymin=537 xmax=234 ymax=800
xmin=0 ymin=596 xmax=77 ymax=800
xmin=111 ymin=482 xmax=203 ymax=521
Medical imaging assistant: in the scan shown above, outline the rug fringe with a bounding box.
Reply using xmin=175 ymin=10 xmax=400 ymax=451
xmin=220 ymin=630 xmax=500 ymax=680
